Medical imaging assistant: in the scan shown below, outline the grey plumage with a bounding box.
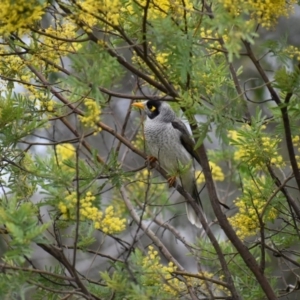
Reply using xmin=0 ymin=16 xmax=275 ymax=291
xmin=132 ymin=100 xmax=203 ymax=228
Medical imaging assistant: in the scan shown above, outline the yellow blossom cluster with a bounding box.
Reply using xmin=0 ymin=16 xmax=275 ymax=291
xmin=228 ymin=125 xmax=284 ymax=169
xmin=56 ymin=143 xmax=76 ymax=172
xmin=21 ymin=152 xmax=35 ymax=171
xmin=191 ymin=271 xmax=228 ymax=294
xmin=196 ymin=162 xmax=225 ymax=184
xmin=292 ymin=136 xmax=300 ymax=145
xmin=218 ymin=0 xmax=241 ymax=16
xmin=79 ymin=99 xmax=102 ymax=135
xmin=292 ymin=135 xmax=300 ymax=148
xmin=131 ymin=130 xmax=145 ymax=150
xmin=199 ymin=20 xmax=255 ymax=58
xmin=131 ymin=45 xmax=187 ymax=89
xmin=0 ymin=0 xmax=46 ymax=35
xmin=0 ymin=19 xmax=81 ymax=85
xmin=199 ymin=27 xmax=223 ymax=52
xmin=197 ymin=72 xmax=220 ymax=95
xmin=199 ymin=26 xmax=245 ymax=68
xmin=229 ymin=176 xmax=278 ymax=239
xmin=142 ymin=246 xmax=225 ymax=295
xmin=100 ymin=206 xmax=127 ymax=233
xmin=292 ymin=136 xmax=300 ymax=168
xmin=18 ymin=153 xmax=36 ymax=198
xmin=31 ymin=21 xmax=82 ymax=71
xmin=58 ymin=191 xmax=102 ymax=221
xmin=0 ymin=19 xmax=82 ymax=80
xmin=200 ymin=28 xmax=214 ymax=39
xmin=43 ymin=100 xmax=55 ymax=112
xmin=25 ymin=85 xmax=56 ymax=113
xmin=128 ymin=169 xmax=166 ymax=199
xmin=219 ymin=0 xmax=296 ymax=29
xmin=284 ymin=45 xmax=300 ymax=61
xmin=141 ymin=246 xmax=184 ymax=296
xmin=199 ymin=26 xmax=235 ymax=59
xmin=56 ymin=143 xmax=76 ymax=161
xmin=76 ymin=0 xmax=122 ymax=28
xmin=132 ymin=45 xmax=166 ymax=79
xmin=132 ymin=54 xmax=156 ymax=83
xmin=58 ymin=191 xmax=126 ymax=234
xmin=249 ymin=0 xmax=296 ymax=28
xmin=0 ymin=47 xmax=27 ymax=78
xmin=156 ymin=52 xmax=170 ymax=66
xmin=126 ymin=168 xmax=167 ymax=221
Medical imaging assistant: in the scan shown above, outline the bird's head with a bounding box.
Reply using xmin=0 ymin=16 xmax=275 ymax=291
xmin=132 ymin=100 xmax=175 ymax=122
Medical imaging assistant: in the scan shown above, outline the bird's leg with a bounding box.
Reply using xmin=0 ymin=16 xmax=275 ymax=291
xmin=167 ymin=176 xmax=177 ymax=188
xmin=146 ymin=155 xmax=157 ymax=168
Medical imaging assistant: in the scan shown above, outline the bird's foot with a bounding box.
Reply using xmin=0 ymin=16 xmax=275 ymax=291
xmin=147 ymin=156 xmax=157 ymax=164
xmin=146 ymin=155 xmax=157 ymax=168
xmin=167 ymin=176 xmax=177 ymax=188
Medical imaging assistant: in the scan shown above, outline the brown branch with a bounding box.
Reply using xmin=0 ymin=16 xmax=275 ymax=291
xmin=27 ymin=280 xmax=86 ymax=298
xmin=0 ymin=263 xmax=76 ymax=281
xmin=173 ymin=270 xmax=230 ymax=289
xmin=243 ymin=41 xmax=281 ymax=105
xmin=264 ymin=244 xmax=300 ymax=268
xmin=37 ymin=244 xmax=97 ymax=299
xmin=58 ymin=1 xmax=171 ymax=96
xmin=20 ymin=133 xmax=95 ymax=146
xmin=40 ymin=55 xmax=174 ymax=101
xmin=115 ymin=100 xmax=134 ymax=154
xmin=196 ymin=142 xmax=277 ymax=300
xmin=134 ymin=198 xmax=198 ymax=254
xmin=280 ymin=103 xmax=300 ymax=191
xmin=119 ymin=185 xmax=198 ymax=300
xmin=29 ymin=27 xmax=90 ymax=43
xmin=120 ymin=185 xmax=183 ymax=267
xmin=62 ymin=245 xmax=124 ymax=263
xmin=142 ymin=0 xmax=150 ymax=58
xmin=267 ymin=165 xmax=300 ymax=221
xmin=260 ymin=174 xmax=294 ymax=219
xmin=204 ymin=4 xmax=251 ymax=122
xmin=20 ymin=62 xmax=106 ymax=166
xmin=244 ymin=41 xmax=300 ymax=194
xmin=79 ymin=111 xmax=241 ymax=298
xmin=73 ymin=139 xmax=82 ymax=267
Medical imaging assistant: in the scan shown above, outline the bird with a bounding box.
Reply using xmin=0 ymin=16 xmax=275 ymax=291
xmin=132 ymin=100 xmax=204 ymax=228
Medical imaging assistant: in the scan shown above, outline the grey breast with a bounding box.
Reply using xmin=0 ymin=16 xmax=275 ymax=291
xmin=144 ymin=120 xmax=192 ymax=172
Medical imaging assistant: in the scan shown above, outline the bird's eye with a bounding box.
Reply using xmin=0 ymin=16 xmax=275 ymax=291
xmin=149 ymin=106 xmax=156 ymax=112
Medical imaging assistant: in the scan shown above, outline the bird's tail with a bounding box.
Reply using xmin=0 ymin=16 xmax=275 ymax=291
xmin=185 ymin=183 xmax=204 ymax=228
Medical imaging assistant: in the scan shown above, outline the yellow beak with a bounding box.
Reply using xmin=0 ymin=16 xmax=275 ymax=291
xmin=131 ymin=102 xmax=145 ymax=109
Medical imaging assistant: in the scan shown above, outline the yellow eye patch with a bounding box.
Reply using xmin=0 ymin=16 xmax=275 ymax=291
xmin=150 ymin=106 xmax=156 ymax=112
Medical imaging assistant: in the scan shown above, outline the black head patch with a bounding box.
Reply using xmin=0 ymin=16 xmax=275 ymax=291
xmin=146 ymin=100 xmax=161 ymax=119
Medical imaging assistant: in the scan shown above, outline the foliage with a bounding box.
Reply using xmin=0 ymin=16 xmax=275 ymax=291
xmin=0 ymin=0 xmax=300 ymax=299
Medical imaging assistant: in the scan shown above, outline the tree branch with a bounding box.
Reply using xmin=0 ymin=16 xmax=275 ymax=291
xmin=195 ymin=143 xmax=277 ymax=300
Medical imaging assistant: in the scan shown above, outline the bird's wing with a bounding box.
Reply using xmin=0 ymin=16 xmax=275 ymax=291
xmin=172 ymin=119 xmax=230 ymax=210
xmin=171 ymin=118 xmax=201 ymax=166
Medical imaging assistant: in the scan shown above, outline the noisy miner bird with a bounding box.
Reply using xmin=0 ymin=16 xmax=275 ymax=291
xmin=132 ymin=100 xmax=204 ymax=228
